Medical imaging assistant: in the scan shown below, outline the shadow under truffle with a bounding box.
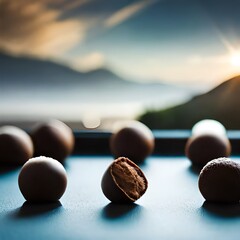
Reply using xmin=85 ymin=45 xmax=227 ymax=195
xmin=10 ymin=201 xmax=62 ymax=218
xmin=0 ymin=165 xmax=20 ymax=175
xmin=201 ymin=201 xmax=240 ymax=218
xmin=101 ymin=202 xmax=142 ymax=220
xmin=188 ymin=164 xmax=203 ymax=176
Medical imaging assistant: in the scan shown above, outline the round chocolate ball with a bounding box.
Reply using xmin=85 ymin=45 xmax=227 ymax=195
xmin=185 ymin=134 xmax=231 ymax=167
xmin=101 ymin=157 xmax=148 ymax=203
xmin=192 ymin=119 xmax=227 ymax=137
xmin=0 ymin=126 xmax=33 ymax=165
xmin=198 ymin=158 xmax=240 ymax=203
xmin=31 ymin=120 xmax=74 ymax=163
xmin=110 ymin=121 xmax=154 ymax=163
xmin=18 ymin=156 xmax=67 ymax=202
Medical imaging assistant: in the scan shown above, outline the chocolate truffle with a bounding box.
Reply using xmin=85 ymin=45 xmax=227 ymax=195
xmin=31 ymin=120 xmax=74 ymax=163
xmin=198 ymin=158 xmax=240 ymax=203
xmin=185 ymin=134 xmax=231 ymax=167
xmin=18 ymin=156 xmax=67 ymax=202
xmin=0 ymin=126 xmax=33 ymax=165
xmin=101 ymin=157 xmax=148 ymax=203
xmin=110 ymin=121 xmax=154 ymax=163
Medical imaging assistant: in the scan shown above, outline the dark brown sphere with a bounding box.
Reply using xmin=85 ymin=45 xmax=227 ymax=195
xmin=0 ymin=126 xmax=33 ymax=165
xmin=198 ymin=158 xmax=240 ymax=203
xmin=31 ymin=120 xmax=74 ymax=163
xmin=101 ymin=157 xmax=148 ymax=203
xmin=185 ymin=134 xmax=231 ymax=167
xmin=18 ymin=156 xmax=67 ymax=202
xmin=110 ymin=121 xmax=154 ymax=163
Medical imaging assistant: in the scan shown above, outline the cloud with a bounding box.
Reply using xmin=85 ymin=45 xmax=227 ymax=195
xmin=72 ymin=52 xmax=105 ymax=71
xmin=104 ymin=0 xmax=153 ymax=28
xmin=0 ymin=0 xmax=156 ymax=61
xmin=62 ymin=0 xmax=89 ymax=11
xmin=0 ymin=0 xmax=89 ymax=58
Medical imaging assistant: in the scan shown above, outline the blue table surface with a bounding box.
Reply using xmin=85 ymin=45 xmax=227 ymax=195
xmin=1 ymin=156 xmax=240 ymax=240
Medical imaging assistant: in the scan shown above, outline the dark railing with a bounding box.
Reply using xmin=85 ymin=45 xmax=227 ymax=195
xmin=73 ymin=130 xmax=240 ymax=156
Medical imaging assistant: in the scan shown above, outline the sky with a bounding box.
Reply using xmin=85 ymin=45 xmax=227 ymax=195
xmin=1 ymin=0 xmax=240 ymax=87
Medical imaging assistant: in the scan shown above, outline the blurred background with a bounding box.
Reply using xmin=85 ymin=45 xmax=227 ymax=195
xmin=1 ymin=0 xmax=240 ymax=130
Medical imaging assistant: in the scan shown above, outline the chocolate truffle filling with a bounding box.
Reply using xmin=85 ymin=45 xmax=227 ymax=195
xmin=111 ymin=159 xmax=146 ymax=200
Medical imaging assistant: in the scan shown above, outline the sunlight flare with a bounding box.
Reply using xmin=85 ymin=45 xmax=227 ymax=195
xmin=231 ymin=54 xmax=240 ymax=67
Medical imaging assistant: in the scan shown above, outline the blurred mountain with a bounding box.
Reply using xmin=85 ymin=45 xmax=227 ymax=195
xmin=0 ymin=52 xmax=185 ymax=91
xmin=139 ymin=75 xmax=240 ymax=129
xmin=0 ymin=52 xmax=132 ymax=87
xmin=0 ymin=52 xmax=198 ymax=122
xmin=0 ymin=52 xmax=195 ymax=101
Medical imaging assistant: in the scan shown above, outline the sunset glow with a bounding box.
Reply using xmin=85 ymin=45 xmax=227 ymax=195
xmin=231 ymin=53 xmax=240 ymax=67
xmin=1 ymin=0 xmax=240 ymax=86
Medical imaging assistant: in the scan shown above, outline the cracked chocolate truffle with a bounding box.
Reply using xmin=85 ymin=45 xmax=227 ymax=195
xmin=101 ymin=157 xmax=148 ymax=203
xmin=110 ymin=121 xmax=154 ymax=164
xmin=198 ymin=158 xmax=240 ymax=203
xmin=0 ymin=126 xmax=33 ymax=165
xmin=31 ymin=120 xmax=74 ymax=163
xmin=18 ymin=156 xmax=67 ymax=202
xmin=185 ymin=134 xmax=231 ymax=167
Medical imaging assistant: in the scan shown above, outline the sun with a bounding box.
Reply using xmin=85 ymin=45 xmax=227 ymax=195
xmin=231 ymin=54 xmax=240 ymax=67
